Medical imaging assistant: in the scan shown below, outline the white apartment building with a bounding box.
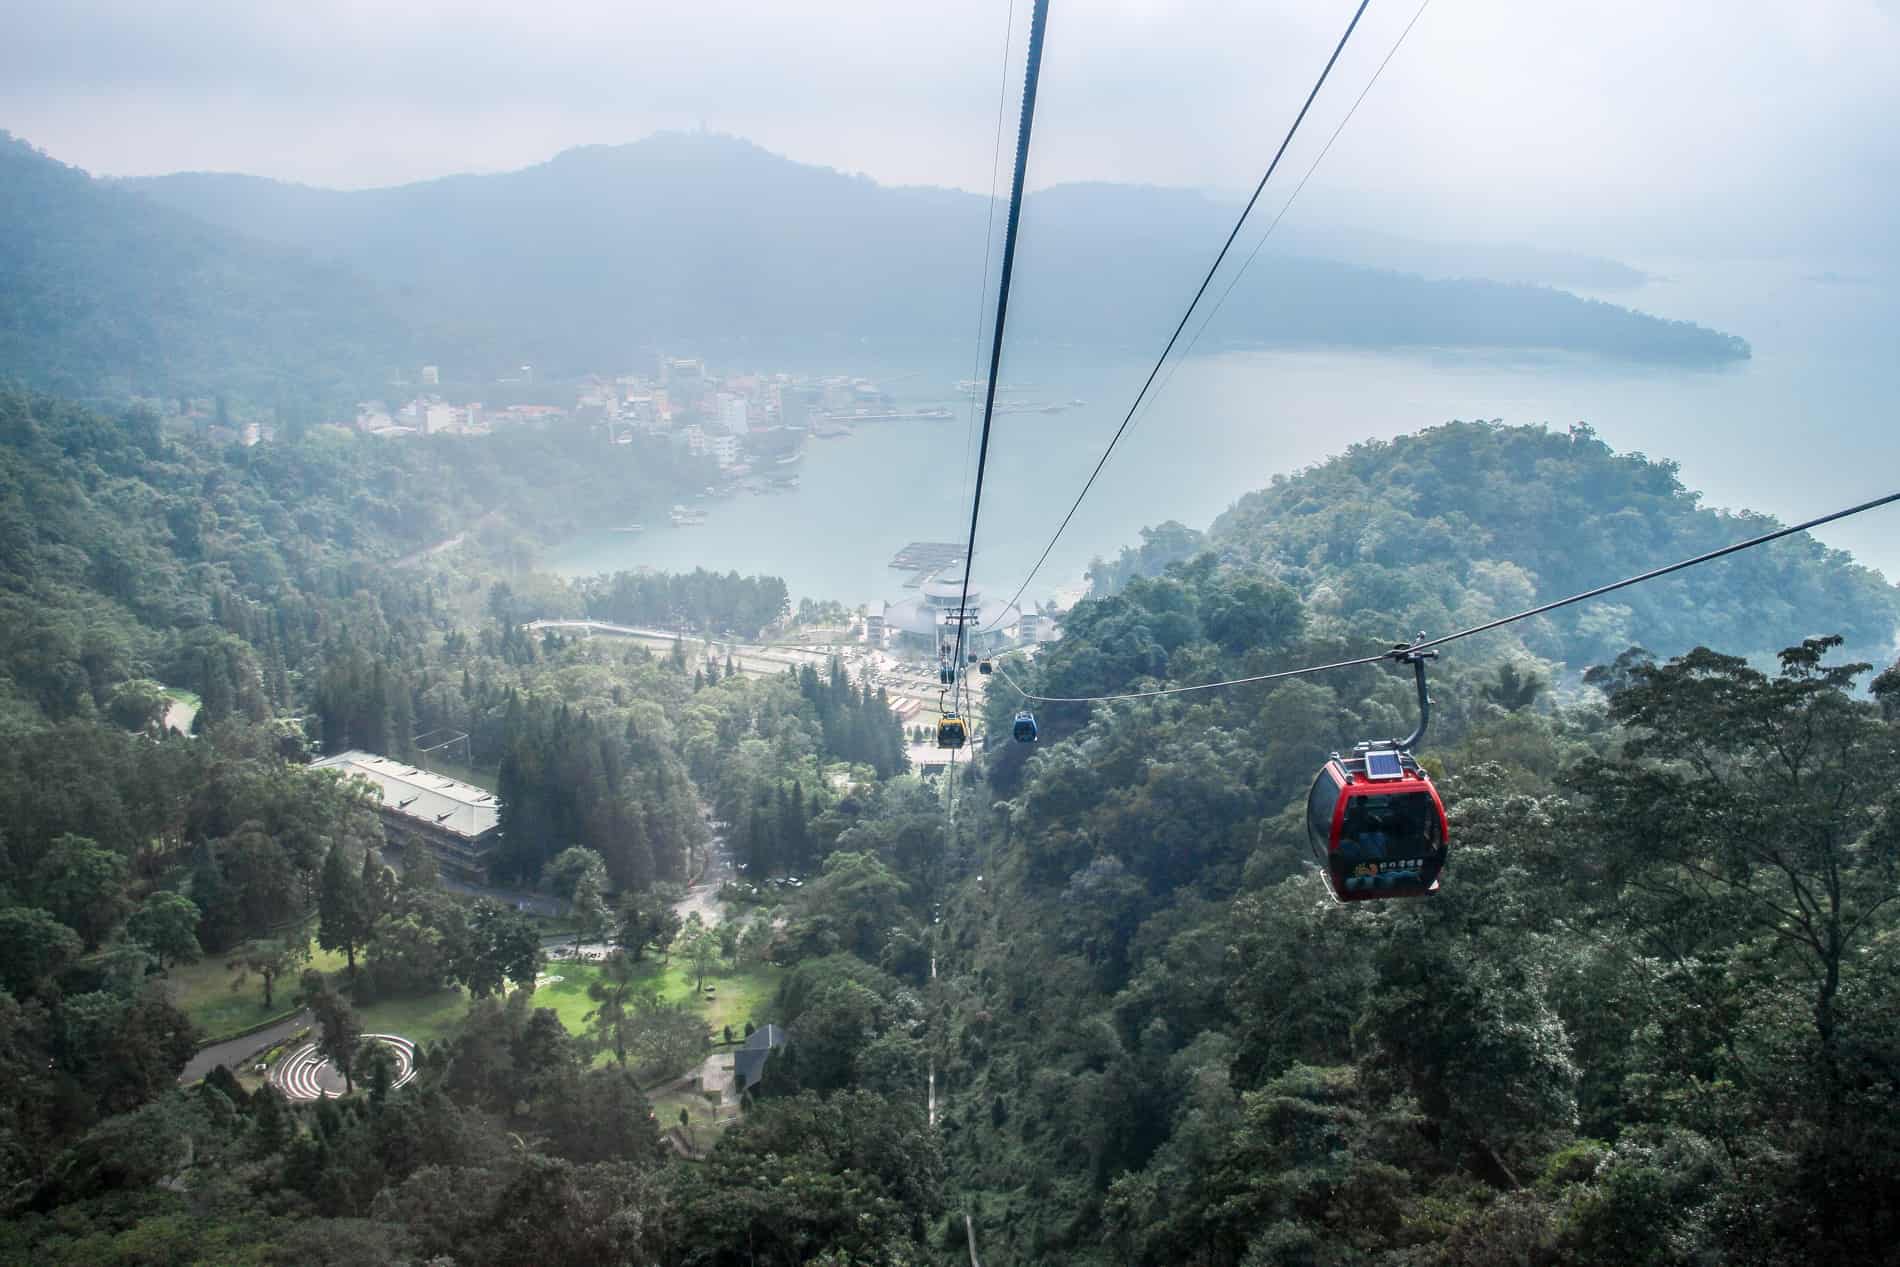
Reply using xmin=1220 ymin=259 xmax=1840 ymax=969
xmin=717 ymin=393 xmax=749 ymax=434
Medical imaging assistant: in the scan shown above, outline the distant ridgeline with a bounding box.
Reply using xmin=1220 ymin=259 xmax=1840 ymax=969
xmin=98 ymin=131 xmax=1750 ymax=384
xmin=1098 ymin=421 xmax=1895 ymax=672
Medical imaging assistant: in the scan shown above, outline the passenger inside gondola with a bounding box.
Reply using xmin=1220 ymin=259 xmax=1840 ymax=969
xmin=1339 ymin=791 xmax=1439 ymax=861
xmin=1336 ymin=792 xmax=1443 ymax=894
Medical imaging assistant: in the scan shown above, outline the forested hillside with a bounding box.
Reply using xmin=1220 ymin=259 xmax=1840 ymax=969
xmin=2 ymin=382 xmax=1895 ymax=1264
xmin=927 ymin=505 xmax=1900 ymax=1262
xmin=0 ymin=133 xmax=406 ymax=405
xmin=1203 ymin=419 xmax=1900 ymax=672
xmin=0 ymin=387 xmax=738 ymax=729
xmin=0 ymin=387 xmax=929 ymax=1262
xmin=124 ymin=132 xmax=1749 ymax=377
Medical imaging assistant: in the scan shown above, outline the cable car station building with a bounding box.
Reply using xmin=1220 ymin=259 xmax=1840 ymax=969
xmin=879 ymin=578 xmax=1020 ymax=650
xmin=312 ymin=750 xmax=501 ymax=881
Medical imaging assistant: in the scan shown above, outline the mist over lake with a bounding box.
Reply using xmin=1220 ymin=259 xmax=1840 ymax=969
xmin=548 ymin=254 xmax=1900 ymax=620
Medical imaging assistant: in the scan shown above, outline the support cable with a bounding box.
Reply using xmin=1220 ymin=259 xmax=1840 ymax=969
xmin=949 ymin=0 xmax=1053 ymax=695
xmin=985 ymin=0 xmax=1375 ymax=628
xmin=995 ymin=490 xmax=1900 ymax=704
xmin=1110 ymin=0 xmax=1434 ymax=464
xmin=956 ymin=0 xmax=1021 ymax=558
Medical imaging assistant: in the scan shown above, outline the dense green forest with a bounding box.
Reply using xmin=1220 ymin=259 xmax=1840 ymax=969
xmin=945 ymin=558 xmax=1900 ymax=1264
xmin=2 ymin=384 xmax=1896 ymax=1265
xmin=0 ymin=385 xmax=928 ymax=1261
xmin=573 ymin=570 xmax=792 ymax=641
xmin=1123 ymin=420 xmax=1898 ymax=674
xmin=0 ymin=386 xmax=736 ymax=731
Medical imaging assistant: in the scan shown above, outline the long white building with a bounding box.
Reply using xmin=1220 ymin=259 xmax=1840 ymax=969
xmin=312 ymin=751 xmax=500 ymax=880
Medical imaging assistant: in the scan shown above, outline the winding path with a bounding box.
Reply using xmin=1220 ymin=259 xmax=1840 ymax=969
xmin=178 ymin=1009 xmax=311 ymax=1085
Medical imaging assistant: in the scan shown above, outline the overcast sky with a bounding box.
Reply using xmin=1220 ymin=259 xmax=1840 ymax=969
xmin=5 ymin=0 xmax=1899 ymax=262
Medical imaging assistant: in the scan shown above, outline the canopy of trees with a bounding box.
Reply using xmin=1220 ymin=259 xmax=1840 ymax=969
xmin=1209 ymin=419 xmax=1899 ymax=670
xmin=4 ymin=374 xmax=1896 ymax=1265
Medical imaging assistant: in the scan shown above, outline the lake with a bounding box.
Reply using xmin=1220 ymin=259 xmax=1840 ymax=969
xmin=547 ymin=255 xmax=1900 ymax=614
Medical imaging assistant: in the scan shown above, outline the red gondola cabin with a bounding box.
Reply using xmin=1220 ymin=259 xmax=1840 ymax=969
xmin=1306 ymin=744 xmax=1448 ymax=902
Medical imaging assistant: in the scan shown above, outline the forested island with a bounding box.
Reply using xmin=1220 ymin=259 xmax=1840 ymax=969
xmin=1 ymin=383 xmax=1895 ymax=1264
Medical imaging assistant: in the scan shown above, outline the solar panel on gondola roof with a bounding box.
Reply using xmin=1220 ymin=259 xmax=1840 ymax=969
xmin=1365 ymin=750 xmax=1404 ymax=780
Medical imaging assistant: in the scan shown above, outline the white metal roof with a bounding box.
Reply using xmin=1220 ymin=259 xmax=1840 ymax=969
xmin=312 ymin=750 xmax=500 ymax=840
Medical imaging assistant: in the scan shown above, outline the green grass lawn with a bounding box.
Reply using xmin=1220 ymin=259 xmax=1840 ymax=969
xmin=164 ymin=930 xmax=347 ymax=1040
xmin=534 ymin=957 xmax=782 ymax=1045
xmin=177 ymin=935 xmax=780 ymax=1090
xmin=355 ymin=988 xmax=473 ymax=1047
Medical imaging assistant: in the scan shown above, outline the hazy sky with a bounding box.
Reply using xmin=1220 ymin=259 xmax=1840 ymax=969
xmin=5 ymin=0 xmax=1898 ymax=262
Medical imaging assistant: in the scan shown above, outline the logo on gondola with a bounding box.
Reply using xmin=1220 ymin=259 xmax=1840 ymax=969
xmin=1351 ymin=859 xmax=1425 ymax=878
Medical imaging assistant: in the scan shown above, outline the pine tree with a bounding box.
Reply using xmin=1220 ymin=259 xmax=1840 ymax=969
xmin=789 ymin=781 xmax=810 ymax=873
xmin=188 ymin=842 xmax=238 ymax=953
xmin=311 ymin=988 xmax=364 ymax=1093
xmin=251 ymin=1084 xmax=290 ymax=1156
xmin=361 ymin=847 xmax=390 ymax=924
xmin=317 ymin=843 xmax=371 ymax=976
xmin=776 ymin=783 xmax=799 ymax=874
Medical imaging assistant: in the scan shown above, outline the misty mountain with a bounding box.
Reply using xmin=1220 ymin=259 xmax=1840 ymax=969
xmin=0 ymin=131 xmax=408 ymax=404
xmin=1267 ymin=220 xmax=1651 ymax=290
xmin=126 ymin=132 xmax=1747 ymax=380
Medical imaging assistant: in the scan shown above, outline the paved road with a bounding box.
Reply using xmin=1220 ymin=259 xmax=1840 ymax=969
xmin=178 ymin=1010 xmax=311 ymax=1085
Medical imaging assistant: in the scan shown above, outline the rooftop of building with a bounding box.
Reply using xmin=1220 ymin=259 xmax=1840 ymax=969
xmin=735 ymin=1024 xmax=788 ymax=1091
xmin=920 ymin=576 xmax=979 ymax=602
xmin=311 ymin=750 xmax=501 ymax=841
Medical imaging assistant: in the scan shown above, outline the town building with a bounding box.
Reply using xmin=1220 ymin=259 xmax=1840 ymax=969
xmin=311 ymin=751 xmax=500 ymax=880
xmin=1019 ymin=612 xmax=1058 ymax=643
xmin=717 ymin=393 xmax=749 ymax=434
xmin=422 ymin=402 xmax=457 ymax=434
xmin=708 ymin=433 xmax=741 ymax=468
xmin=664 ymin=357 xmax=705 ymax=388
xmin=421 ymin=365 xmax=440 ymax=385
